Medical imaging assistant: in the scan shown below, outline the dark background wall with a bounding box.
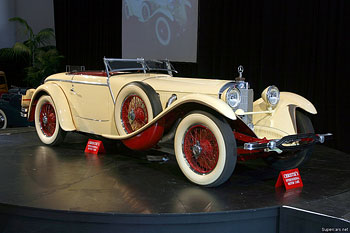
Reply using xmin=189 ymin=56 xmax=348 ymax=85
xmin=53 ymin=0 xmax=349 ymax=152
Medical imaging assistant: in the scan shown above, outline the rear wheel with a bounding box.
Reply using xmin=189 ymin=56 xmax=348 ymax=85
xmin=264 ymin=110 xmax=314 ymax=170
xmin=35 ymin=95 xmax=66 ymax=145
xmin=174 ymin=111 xmax=237 ymax=187
xmin=0 ymin=109 xmax=7 ymax=129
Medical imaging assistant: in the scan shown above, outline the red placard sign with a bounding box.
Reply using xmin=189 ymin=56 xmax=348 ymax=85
xmin=84 ymin=139 xmax=105 ymax=155
xmin=275 ymin=168 xmax=303 ymax=190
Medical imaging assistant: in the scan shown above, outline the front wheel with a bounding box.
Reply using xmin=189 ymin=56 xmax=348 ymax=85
xmin=174 ymin=111 xmax=237 ymax=187
xmin=264 ymin=110 xmax=315 ymax=170
xmin=35 ymin=95 xmax=66 ymax=145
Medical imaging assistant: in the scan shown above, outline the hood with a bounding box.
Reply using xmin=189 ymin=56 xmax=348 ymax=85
xmin=143 ymin=75 xmax=232 ymax=96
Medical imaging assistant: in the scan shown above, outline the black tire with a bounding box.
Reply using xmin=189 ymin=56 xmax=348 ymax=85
xmin=264 ymin=110 xmax=314 ymax=170
xmin=174 ymin=111 xmax=237 ymax=187
xmin=35 ymin=95 xmax=66 ymax=146
xmin=115 ymin=82 xmax=162 ymax=135
xmin=0 ymin=109 xmax=7 ymax=129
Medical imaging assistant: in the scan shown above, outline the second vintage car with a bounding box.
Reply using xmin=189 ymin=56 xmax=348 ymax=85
xmin=21 ymin=58 xmax=331 ymax=187
xmin=1 ymin=87 xmax=34 ymax=129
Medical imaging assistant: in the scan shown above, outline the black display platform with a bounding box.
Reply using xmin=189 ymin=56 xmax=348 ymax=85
xmin=0 ymin=128 xmax=349 ymax=232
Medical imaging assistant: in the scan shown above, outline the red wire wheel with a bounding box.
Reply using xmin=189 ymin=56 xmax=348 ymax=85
xmin=39 ymin=102 xmax=57 ymax=137
xmin=174 ymin=111 xmax=237 ymax=187
xmin=115 ymin=82 xmax=162 ymax=136
xmin=121 ymin=95 xmax=149 ymax=133
xmin=35 ymin=95 xmax=66 ymax=145
xmin=183 ymin=125 xmax=219 ymax=174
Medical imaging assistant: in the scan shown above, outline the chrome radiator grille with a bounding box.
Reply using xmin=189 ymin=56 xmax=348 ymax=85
xmin=233 ymin=82 xmax=254 ymax=125
xmin=237 ymin=88 xmax=253 ymax=124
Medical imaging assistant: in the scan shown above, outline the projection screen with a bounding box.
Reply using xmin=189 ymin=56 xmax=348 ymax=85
xmin=122 ymin=0 xmax=198 ymax=62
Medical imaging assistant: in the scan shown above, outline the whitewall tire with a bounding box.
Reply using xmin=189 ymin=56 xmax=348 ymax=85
xmin=174 ymin=111 xmax=237 ymax=187
xmin=115 ymin=82 xmax=162 ymax=135
xmin=35 ymin=95 xmax=66 ymax=145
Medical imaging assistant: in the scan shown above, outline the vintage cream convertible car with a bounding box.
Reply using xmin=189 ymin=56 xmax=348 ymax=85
xmin=21 ymin=58 xmax=331 ymax=187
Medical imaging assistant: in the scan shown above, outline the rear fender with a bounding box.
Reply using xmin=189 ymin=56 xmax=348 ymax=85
xmin=28 ymin=83 xmax=75 ymax=131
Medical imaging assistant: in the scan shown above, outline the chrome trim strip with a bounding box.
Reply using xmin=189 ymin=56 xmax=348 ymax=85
xmin=77 ymin=116 xmax=109 ymax=122
xmin=45 ymin=79 xmax=108 ymax=86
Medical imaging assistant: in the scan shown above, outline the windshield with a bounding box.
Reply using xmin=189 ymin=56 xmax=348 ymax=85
xmin=104 ymin=58 xmax=177 ymax=76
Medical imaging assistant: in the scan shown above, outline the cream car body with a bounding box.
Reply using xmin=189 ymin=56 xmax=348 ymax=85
xmin=22 ymin=58 xmax=330 ymax=187
xmin=25 ymin=72 xmax=237 ymax=138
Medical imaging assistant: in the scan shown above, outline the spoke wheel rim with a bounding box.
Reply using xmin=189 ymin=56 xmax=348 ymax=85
xmin=183 ymin=125 xmax=219 ymax=174
xmin=39 ymin=103 xmax=56 ymax=137
xmin=121 ymin=95 xmax=148 ymax=134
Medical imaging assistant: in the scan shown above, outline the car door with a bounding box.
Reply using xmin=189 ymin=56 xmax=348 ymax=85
xmin=68 ymin=74 xmax=112 ymax=135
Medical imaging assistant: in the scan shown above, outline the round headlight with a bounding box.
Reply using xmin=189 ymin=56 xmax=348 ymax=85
xmin=226 ymin=87 xmax=241 ymax=108
xmin=263 ymin=85 xmax=280 ymax=106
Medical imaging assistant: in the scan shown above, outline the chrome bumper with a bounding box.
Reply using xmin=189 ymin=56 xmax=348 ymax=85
xmin=244 ymin=133 xmax=333 ymax=151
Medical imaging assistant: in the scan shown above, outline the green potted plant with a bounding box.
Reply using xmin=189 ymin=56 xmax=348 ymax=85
xmin=0 ymin=17 xmax=63 ymax=87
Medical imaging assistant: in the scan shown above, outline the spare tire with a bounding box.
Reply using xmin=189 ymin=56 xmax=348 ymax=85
xmin=115 ymin=82 xmax=162 ymax=135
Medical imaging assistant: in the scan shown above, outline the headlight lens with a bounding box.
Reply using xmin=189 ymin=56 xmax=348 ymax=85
xmin=226 ymin=87 xmax=241 ymax=108
xmin=265 ymin=85 xmax=280 ymax=106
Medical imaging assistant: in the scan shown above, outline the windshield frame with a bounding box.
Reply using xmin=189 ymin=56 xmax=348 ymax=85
xmin=103 ymin=58 xmax=177 ymax=77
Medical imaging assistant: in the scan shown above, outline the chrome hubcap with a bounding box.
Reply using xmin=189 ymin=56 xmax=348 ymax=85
xmin=192 ymin=141 xmax=202 ymax=159
xmin=43 ymin=116 xmax=48 ymax=125
xmin=128 ymin=110 xmax=135 ymax=122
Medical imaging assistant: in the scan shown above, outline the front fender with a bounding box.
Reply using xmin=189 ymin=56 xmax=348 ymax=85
xmin=29 ymin=83 xmax=76 ymax=131
xmin=253 ymin=92 xmax=317 ymax=138
xmin=167 ymin=94 xmax=237 ymax=120
xmin=277 ymin=92 xmax=316 ymax=114
xmin=102 ymin=94 xmax=236 ymax=140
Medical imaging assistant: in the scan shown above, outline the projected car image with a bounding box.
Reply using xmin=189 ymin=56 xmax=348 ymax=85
xmin=123 ymin=0 xmax=192 ymax=46
xmin=21 ymin=58 xmax=331 ymax=187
